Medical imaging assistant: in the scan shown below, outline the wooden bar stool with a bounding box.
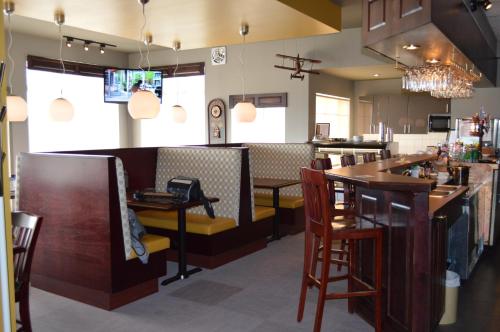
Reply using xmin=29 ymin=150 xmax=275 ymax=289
xmin=362 ymin=152 xmax=377 ymax=163
xmin=380 ymin=150 xmax=391 ymax=160
xmin=297 ymin=168 xmax=383 ymax=332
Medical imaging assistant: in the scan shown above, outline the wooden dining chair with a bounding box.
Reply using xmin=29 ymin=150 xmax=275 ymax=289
xmin=380 ymin=150 xmax=391 ymax=160
xmin=362 ymin=152 xmax=377 ymax=163
xmin=12 ymin=211 xmax=43 ymax=332
xmin=297 ymin=168 xmax=383 ymax=332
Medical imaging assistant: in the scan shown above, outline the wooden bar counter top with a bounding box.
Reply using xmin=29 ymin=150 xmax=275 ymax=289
xmin=324 ymin=154 xmax=467 ymax=332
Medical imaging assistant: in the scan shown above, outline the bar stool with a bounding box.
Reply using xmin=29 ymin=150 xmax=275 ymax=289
xmin=297 ymin=167 xmax=383 ymax=332
xmin=362 ymin=152 xmax=377 ymax=163
xmin=380 ymin=150 xmax=391 ymax=160
xmin=340 ymin=155 xmax=356 ymax=208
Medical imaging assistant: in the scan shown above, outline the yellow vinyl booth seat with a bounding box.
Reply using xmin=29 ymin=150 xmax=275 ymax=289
xmin=254 ymin=193 xmax=304 ymax=209
xmin=253 ymin=206 xmax=275 ymax=222
xmin=129 ymin=234 xmax=170 ymax=259
xmin=137 ymin=210 xmax=237 ymax=236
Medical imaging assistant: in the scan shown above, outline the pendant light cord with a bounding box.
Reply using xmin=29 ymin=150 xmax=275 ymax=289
xmin=58 ymin=24 xmax=65 ymax=96
xmin=239 ymin=34 xmax=246 ymax=101
xmin=174 ymin=51 xmax=179 ymax=104
xmin=6 ymin=14 xmax=14 ymax=95
xmin=138 ymin=3 xmax=147 ymax=75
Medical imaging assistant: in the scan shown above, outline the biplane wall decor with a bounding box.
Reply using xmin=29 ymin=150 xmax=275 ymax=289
xmin=274 ymin=53 xmax=321 ymax=80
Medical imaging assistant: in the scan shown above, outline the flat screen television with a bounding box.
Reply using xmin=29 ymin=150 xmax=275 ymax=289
xmin=104 ymin=68 xmax=163 ymax=103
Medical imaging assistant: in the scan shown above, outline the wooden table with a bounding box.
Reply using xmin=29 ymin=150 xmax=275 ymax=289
xmin=127 ymin=194 xmax=219 ymax=285
xmin=253 ymin=177 xmax=301 ymax=241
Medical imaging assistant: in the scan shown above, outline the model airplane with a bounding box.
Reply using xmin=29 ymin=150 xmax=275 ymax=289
xmin=274 ymin=53 xmax=322 ymax=80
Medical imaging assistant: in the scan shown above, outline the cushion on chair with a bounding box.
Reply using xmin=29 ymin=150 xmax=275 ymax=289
xmin=137 ymin=210 xmax=237 ymax=235
xmin=254 ymin=193 xmax=304 ymax=209
xmin=129 ymin=234 xmax=170 ymax=259
xmin=253 ymin=206 xmax=275 ymax=222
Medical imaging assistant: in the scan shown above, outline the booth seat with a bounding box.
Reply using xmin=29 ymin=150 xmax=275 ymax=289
xmin=243 ymin=143 xmax=314 ymax=234
xmin=136 ymin=147 xmax=274 ymax=268
xmin=15 ymin=153 xmax=169 ymax=310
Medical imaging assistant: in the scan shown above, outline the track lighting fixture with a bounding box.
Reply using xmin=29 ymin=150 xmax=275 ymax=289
xmin=63 ymin=35 xmax=116 ymax=54
xmin=470 ymin=0 xmax=493 ymax=11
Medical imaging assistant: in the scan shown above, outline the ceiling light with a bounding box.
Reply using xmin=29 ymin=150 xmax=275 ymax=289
xmin=100 ymin=44 xmax=105 ymax=54
xmin=426 ymin=58 xmax=440 ymax=64
xmin=171 ymin=40 xmax=186 ymax=123
xmin=402 ymin=44 xmax=420 ymax=51
xmin=483 ymin=0 xmax=493 ymax=10
xmin=470 ymin=0 xmax=493 ymax=11
xmin=4 ymin=1 xmax=28 ymax=122
xmin=127 ymin=0 xmax=160 ymax=120
xmin=50 ymin=10 xmax=74 ymax=121
xmin=234 ymin=23 xmax=256 ymax=122
xmin=83 ymin=41 xmax=90 ymax=51
xmin=66 ymin=37 xmax=73 ymax=48
xmin=373 ymin=73 xmax=380 ymax=77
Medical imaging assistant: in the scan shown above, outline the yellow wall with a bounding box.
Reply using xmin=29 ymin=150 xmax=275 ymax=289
xmin=0 ymin=9 xmax=15 ymax=332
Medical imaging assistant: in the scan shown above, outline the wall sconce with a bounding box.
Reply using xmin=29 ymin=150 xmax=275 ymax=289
xmin=470 ymin=0 xmax=493 ymax=11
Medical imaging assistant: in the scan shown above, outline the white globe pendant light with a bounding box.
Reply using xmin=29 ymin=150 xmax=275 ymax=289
xmin=49 ymin=97 xmax=74 ymax=121
xmin=128 ymin=90 xmax=160 ymax=119
xmin=49 ymin=10 xmax=74 ymax=122
xmin=6 ymin=96 xmax=28 ymax=122
xmin=4 ymin=1 xmax=28 ymax=122
xmin=171 ymin=105 xmax=187 ymax=123
xmin=234 ymin=102 xmax=256 ymax=122
xmin=234 ymin=23 xmax=257 ymax=123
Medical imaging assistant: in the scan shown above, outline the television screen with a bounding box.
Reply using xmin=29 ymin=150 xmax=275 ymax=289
xmin=104 ymin=68 xmax=162 ymax=103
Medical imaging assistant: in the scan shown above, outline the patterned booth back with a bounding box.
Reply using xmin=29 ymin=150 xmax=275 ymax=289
xmin=155 ymin=147 xmax=242 ymax=224
xmin=243 ymin=143 xmax=314 ymax=197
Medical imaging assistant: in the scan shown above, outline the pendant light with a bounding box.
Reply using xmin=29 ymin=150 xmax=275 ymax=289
xmin=171 ymin=40 xmax=187 ymax=123
xmin=127 ymin=0 xmax=160 ymax=120
xmin=4 ymin=1 xmax=27 ymax=122
xmin=234 ymin=24 xmax=256 ymax=122
xmin=49 ymin=10 xmax=74 ymax=121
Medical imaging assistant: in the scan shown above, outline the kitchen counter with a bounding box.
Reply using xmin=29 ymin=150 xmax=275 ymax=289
xmin=312 ymin=140 xmax=388 ymax=148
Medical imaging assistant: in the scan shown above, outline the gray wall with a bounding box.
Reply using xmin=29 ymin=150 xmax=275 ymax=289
xmin=308 ymin=73 xmax=354 ymax=139
xmin=128 ymin=28 xmax=383 ymax=144
xmin=450 ymin=87 xmax=500 ymax=126
xmin=7 ymin=31 xmax=130 ymax=169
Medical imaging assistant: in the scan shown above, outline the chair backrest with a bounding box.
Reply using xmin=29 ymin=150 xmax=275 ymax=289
xmin=12 ymin=212 xmax=42 ymax=290
xmin=380 ymin=150 xmax=391 ymax=160
xmin=340 ymin=154 xmax=356 ymax=167
xmin=311 ymin=158 xmax=332 ymax=170
xmin=300 ymin=168 xmax=331 ymax=237
xmin=362 ymin=152 xmax=376 ymax=163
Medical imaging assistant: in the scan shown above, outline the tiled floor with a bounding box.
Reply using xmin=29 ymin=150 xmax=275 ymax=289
xmin=27 ymin=233 xmax=373 ymax=332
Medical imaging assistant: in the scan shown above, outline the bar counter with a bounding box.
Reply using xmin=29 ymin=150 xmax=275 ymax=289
xmin=325 ymin=154 xmax=467 ymax=332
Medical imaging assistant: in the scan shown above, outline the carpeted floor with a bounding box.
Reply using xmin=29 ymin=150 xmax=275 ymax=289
xmin=26 ymin=233 xmax=373 ymax=332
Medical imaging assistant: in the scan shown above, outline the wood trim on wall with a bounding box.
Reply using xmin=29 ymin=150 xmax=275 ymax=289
xmin=228 ymin=93 xmax=287 ymax=109
xmin=151 ymin=62 xmax=205 ymax=77
xmin=27 ymin=55 xmax=205 ymax=79
xmin=27 ymin=55 xmax=107 ymax=77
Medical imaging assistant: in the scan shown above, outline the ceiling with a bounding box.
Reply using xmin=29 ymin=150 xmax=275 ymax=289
xmin=321 ymin=64 xmax=402 ymax=81
xmin=7 ymin=0 xmax=341 ymax=51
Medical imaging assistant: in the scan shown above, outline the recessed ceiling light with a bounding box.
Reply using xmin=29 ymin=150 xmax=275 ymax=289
xmin=373 ymin=73 xmax=380 ymax=77
xmin=426 ymin=58 xmax=440 ymax=64
xmin=402 ymin=44 xmax=420 ymax=50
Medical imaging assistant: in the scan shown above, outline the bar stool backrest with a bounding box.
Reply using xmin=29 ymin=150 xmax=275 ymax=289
xmin=362 ymin=152 xmax=376 ymax=163
xmin=311 ymin=158 xmax=332 ymax=170
xmin=380 ymin=150 xmax=391 ymax=160
xmin=300 ymin=168 xmax=331 ymax=236
xmin=340 ymin=154 xmax=356 ymax=167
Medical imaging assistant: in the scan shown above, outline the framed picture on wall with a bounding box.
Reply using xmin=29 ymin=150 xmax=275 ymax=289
xmin=315 ymin=123 xmax=330 ymax=139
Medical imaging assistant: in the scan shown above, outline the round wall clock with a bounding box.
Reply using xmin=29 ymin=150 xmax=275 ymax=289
xmin=211 ymin=46 xmax=227 ymax=65
xmin=207 ymin=98 xmax=226 ymax=144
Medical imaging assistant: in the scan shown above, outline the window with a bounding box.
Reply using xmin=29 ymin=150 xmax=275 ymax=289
xmin=315 ymin=94 xmax=350 ymax=139
xmin=139 ymin=75 xmax=205 ymax=146
xmin=27 ymin=69 xmax=120 ymax=152
xmin=230 ymin=107 xmax=286 ymax=143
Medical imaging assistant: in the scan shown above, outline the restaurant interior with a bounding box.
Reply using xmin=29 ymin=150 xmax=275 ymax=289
xmin=1 ymin=0 xmax=500 ymax=331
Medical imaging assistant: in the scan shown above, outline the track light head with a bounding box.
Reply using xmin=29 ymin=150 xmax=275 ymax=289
xmin=66 ymin=37 xmax=73 ymax=48
xmin=100 ymin=44 xmax=105 ymax=54
xmin=470 ymin=0 xmax=493 ymax=11
xmin=3 ymin=1 xmax=15 ymax=16
xmin=83 ymin=41 xmax=90 ymax=51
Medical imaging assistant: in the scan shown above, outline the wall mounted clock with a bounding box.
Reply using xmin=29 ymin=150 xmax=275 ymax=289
xmin=207 ymin=98 xmax=226 ymax=144
xmin=211 ymin=46 xmax=226 ymax=65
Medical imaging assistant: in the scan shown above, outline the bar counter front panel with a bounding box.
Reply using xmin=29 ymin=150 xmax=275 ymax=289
xmin=325 ymin=155 xmax=466 ymax=332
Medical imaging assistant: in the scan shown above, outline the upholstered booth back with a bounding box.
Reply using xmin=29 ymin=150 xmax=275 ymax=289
xmin=243 ymin=143 xmax=314 ymax=196
xmin=155 ymin=147 xmax=242 ymax=224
